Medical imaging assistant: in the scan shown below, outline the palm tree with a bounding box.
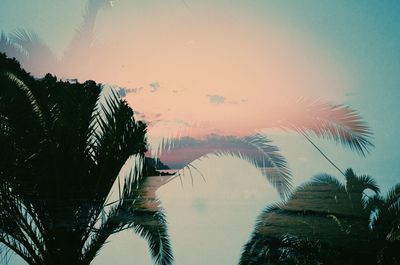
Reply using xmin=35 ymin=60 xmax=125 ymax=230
xmin=238 ymin=168 xmax=399 ymax=265
xmin=0 ymin=53 xmax=173 ymax=265
xmin=367 ymin=184 xmax=400 ymax=264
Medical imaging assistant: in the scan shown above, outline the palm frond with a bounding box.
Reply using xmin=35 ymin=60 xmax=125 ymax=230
xmin=85 ymin=87 xmax=147 ymax=205
xmin=385 ymin=184 xmax=400 ymax=208
xmin=308 ymin=173 xmax=346 ymax=191
xmin=10 ymin=29 xmax=53 ymax=59
xmin=9 ymin=29 xmax=57 ymax=75
xmin=343 ymin=169 xmax=380 ymax=209
xmin=62 ymin=0 xmax=112 ymax=68
xmin=0 ymin=32 xmax=28 ymax=60
xmin=83 ymin=154 xmax=173 ymax=265
xmin=119 ymin=156 xmax=173 ymax=265
xmin=279 ymin=98 xmax=374 ymax=156
xmin=130 ymin=209 xmax=173 ymax=265
xmin=242 ymin=134 xmax=292 ymax=197
xmin=2 ymin=72 xmax=44 ymax=124
xmin=152 ymin=134 xmax=292 ymax=197
xmin=0 ymin=182 xmax=45 ymax=265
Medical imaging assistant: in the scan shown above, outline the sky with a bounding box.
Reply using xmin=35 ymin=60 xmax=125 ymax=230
xmin=1 ymin=1 xmax=400 ymax=264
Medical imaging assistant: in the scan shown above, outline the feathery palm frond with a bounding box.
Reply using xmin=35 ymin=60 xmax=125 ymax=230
xmin=371 ymin=184 xmax=400 ymax=242
xmin=122 ymin=160 xmax=175 ymax=265
xmin=83 ymin=154 xmax=173 ymax=265
xmin=62 ymin=0 xmax=113 ymax=75
xmin=9 ymin=29 xmax=58 ymax=76
xmin=345 ymin=168 xmax=380 ymax=193
xmin=0 ymin=32 xmax=28 ymax=61
xmin=279 ymin=98 xmax=374 ymax=156
xmin=152 ymin=133 xmax=292 ymax=197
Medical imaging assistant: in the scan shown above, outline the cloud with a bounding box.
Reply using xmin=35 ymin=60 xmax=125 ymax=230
xmin=117 ymin=86 xmax=143 ymax=97
xmin=207 ymin=94 xmax=225 ymax=104
xmin=149 ymin=82 xmax=160 ymax=93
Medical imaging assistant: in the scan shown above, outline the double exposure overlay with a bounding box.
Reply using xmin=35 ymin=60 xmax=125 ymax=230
xmin=1 ymin=1 xmax=399 ymax=265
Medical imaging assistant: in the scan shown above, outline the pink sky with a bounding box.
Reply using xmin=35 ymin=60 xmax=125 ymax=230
xmin=73 ymin=6 xmax=349 ymax=139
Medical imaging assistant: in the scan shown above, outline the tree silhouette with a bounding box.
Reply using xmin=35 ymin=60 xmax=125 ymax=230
xmin=239 ymin=169 xmax=400 ymax=265
xmin=0 ymin=53 xmax=173 ymax=265
xmin=366 ymin=183 xmax=400 ymax=264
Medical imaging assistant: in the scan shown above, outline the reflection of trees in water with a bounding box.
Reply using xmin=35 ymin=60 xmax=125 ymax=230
xmin=0 ymin=54 xmax=172 ymax=265
xmin=239 ymin=169 xmax=400 ymax=265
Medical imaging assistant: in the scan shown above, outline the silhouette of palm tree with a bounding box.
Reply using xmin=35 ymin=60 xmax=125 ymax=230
xmin=366 ymin=183 xmax=400 ymax=264
xmin=0 ymin=53 xmax=173 ymax=265
xmin=239 ymin=169 xmax=400 ymax=265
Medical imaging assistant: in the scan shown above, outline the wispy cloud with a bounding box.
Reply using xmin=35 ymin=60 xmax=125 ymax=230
xmin=207 ymin=94 xmax=225 ymax=104
xmin=149 ymin=82 xmax=160 ymax=93
xmin=117 ymin=86 xmax=143 ymax=97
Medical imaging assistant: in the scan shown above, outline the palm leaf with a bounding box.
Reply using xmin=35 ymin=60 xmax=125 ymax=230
xmin=9 ymin=29 xmax=57 ymax=75
xmin=152 ymin=134 xmax=292 ymax=197
xmin=0 ymin=32 xmax=28 ymax=60
xmin=278 ymin=98 xmax=374 ymax=156
xmin=83 ymin=154 xmax=173 ymax=265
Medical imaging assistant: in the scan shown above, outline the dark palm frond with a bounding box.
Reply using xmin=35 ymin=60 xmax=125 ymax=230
xmin=81 ymin=87 xmax=147 ymax=206
xmin=285 ymin=173 xmax=348 ymax=214
xmin=365 ymin=185 xmax=400 ymax=243
xmin=344 ymin=169 xmax=380 ymax=209
xmin=0 ymin=181 xmax=45 ymax=265
xmin=120 ymin=156 xmax=173 ymax=265
xmin=377 ymin=241 xmax=400 ymax=265
xmin=385 ymin=184 xmax=400 ymax=209
xmin=279 ymin=98 xmax=374 ymax=156
xmin=83 ymin=155 xmax=173 ymax=265
xmin=365 ymin=194 xmax=384 ymax=213
xmin=2 ymin=72 xmax=45 ymax=123
xmin=348 ymin=174 xmax=380 ymax=195
xmin=310 ymin=173 xmax=346 ymax=190
xmin=364 ymin=184 xmax=400 ymax=264
xmin=382 ymin=184 xmax=400 ymax=242
xmin=130 ymin=209 xmax=173 ymax=265
xmin=252 ymin=202 xmax=285 ymax=232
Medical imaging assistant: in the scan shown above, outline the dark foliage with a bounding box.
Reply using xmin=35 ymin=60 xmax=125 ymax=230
xmin=239 ymin=169 xmax=400 ymax=265
xmin=0 ymin=53 xmax=173 ymax=265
